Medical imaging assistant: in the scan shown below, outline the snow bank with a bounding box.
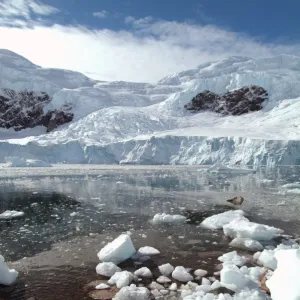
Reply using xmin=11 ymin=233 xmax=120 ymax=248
xmin=152 ymin=213 xmax=186 ymax=224
xmin=200 ymin=210 xmax=246 ymax=230
xmin=223 ymin=219 xmax=283 ymax=240
xmin=0 ymin=210 xmax=24 ymax=220
xmin=4 ymin=156 xmax=52 ymax=167
xmin=266 ymin=249 xmax=300 ymax=300
xmin=97 ymin=234 xmax=136 ymax=265
xmin=0 ymin=254 xmax=18 ymax=286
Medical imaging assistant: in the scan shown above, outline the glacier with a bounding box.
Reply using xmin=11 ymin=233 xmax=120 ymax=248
xmin=1 ymin=50 xmax=300 ymax=166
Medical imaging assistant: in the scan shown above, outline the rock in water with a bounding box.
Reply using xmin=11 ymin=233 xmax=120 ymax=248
xmin=98 ymin=234 xmax=136 ymax=265
xmin=184 ymin=85 xmax=268 ymax=116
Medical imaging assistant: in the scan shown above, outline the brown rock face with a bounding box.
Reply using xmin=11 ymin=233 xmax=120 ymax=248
xmin=184 ymin=86 xmax=268 ymax=116
xmin=0 ymin=88 xmax=73 ymax=132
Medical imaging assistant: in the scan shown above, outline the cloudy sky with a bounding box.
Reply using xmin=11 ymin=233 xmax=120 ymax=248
xmin=0 ymin=0 xmax=299 ymax=82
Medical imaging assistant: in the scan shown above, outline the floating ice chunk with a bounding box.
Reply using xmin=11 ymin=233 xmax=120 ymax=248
xmin=134 ymin=267 xmax=152 ymax=278
xmin=194 ymin=269 xmax=208 ymax=277
xmin=113 ymin=284 xmax=150 ymax=300
xmin=257 ymin=249 xmax=277 ymax=270
xmin=98 ymin=234 xmax=136 ymax=264
xmin=157 ymin=275 xmax=171 ymax=283
xmin=108 ymin=271 xmax=134 ymax=288
xmin=220 ymin=264 xmax=258 ymax=292
xmin=200 ymin=210 xmax=247 ymax=230
xmin=229 ymin=238 xmax=264 ymax=251
xmin=96 ymin=262 xmax=121 ymax=277
xmin=95 ymin=283 xmax=110 ymax=289
xmin=158 ymin=263 xmax=174 ymax=276
xmin=223 ymin=219 xmax=283 ymax=240
xmin=172 ymin=266 xmax=193 ymax=282
xmin=70 ymin=212 xmax=78 ymax=217
xmin=149 ymin=281 xmax=164 ymax=290
xmin=201 ymin=277 xmax=211 ymax=286
xmin=206 ymin=163 xmax=256 ymax=175
xmin=210 ymin=279 xmax=222 ymax=290
xmin=218 ymin=251 xmax=247 ymax=266
xmin=152 ymin=213 xmax=186 ymax=224
xmin=0 ymin=210 xmax=24 ymax=220
xmin=4 ymin=156 xmax=52 ymax=167
xmin=160 ymin=289 xmax=169 ymax=295
xmin=266 ymin=249 xmax=300 ymax=300
xmin=281 ymin=183 xmax=300 ymax=189
xmin=0 ymin=255 xmax=18 ymax=286
xmin=169 ymin=283 xmax=177 ymax=291
xmin=137 ymin=246 xmax=160 ymax=256
xmin=233 ymin=288 xmax=271 ymax=300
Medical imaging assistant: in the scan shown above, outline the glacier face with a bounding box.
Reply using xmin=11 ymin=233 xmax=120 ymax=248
xmin=1 ymin=50 xmax=300 ymax=166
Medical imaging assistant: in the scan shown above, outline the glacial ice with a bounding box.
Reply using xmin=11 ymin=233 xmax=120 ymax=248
xmin=4 ymin=156 xmax=52 ymax=167
xmin=229 ymin=238 xmax=264 ymax=251
xmin=152 ymin=213 xmax=187 ymax=224
xmin=108 ymin=271 xmax=134 ymax=288
xmin=113 ymin=284 xmax=150 ymax=300
xmin=200 ymin=210 xmax=247 ymax=230
xmin=0 ymin=254 xmax=18 ymax=286
xmin=137 ymin=246 xmax=160 ymax=256
xmin=0 ymin=210 xmax=24 ymax=220
xmin=97 ymin=234 xmax=136 ymax=264
xmin=95 ymin=262 xmax=121 ymax=277
xmin=158 ymin=263 xmax=174 ymax=276
xmin=223 ymin=219 xmax=283 ymax=240
xmin=172 ymin=266 xmax=194 ymax=282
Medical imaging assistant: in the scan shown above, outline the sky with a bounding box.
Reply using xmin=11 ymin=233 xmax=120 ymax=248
xmin=0 ymin=0 xmax=300 ymax=83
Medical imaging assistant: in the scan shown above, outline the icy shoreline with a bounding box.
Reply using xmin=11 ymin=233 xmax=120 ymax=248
xmin=1 ymin=135 xmax=300 ymax=166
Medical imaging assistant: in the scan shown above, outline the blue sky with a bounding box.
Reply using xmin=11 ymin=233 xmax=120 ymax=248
xmin=0 ymin=0 xmax=299 ymax=82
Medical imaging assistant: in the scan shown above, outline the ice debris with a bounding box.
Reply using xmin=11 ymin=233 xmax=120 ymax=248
xmin=134 ymin=267 xmax=152 ymax=278
xmin=172 ymin=266 xmax=193 ymax=282
xmin=98 ymin=234 xmax=136 ymax=264
xmin=0 ymin=254 xmax=18 ymax=286
xmin=229 ymin=238 xmax=264 ymax=251
xmin=0 ymin=210 xmax=24 ymax=220
xmin=113 ymin=284 xmax=150 ymax=300
xmin=200 ymin=210 xmax=247 ymax=230
xmin=137 ymin=246 xmax=160 ymax=256
xmin=152 ymin=213 xmax=186 ymax=224
xmin=108 ymin=271 xmax=135 ymax=288
xmin=96 ymin=262 xmax=121 ymax=277
xmin=158 ymin=263 xmax=174 ymax=276
xmin=224 ymin=219 xmax=283 ymax=241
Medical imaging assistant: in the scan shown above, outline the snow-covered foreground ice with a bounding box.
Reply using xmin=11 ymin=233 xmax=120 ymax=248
xmin=2 ymin=51 xmax=300 ymax=165
xmin=0 ymin=255 xmax=18 ymax=286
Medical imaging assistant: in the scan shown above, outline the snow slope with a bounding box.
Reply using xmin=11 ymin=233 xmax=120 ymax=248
xmin=1 ymin=50 xmax=300 ymax=165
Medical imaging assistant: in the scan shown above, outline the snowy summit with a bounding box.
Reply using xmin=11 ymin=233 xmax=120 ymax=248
xmin=1 ymin=51 xmax=300 ymax=166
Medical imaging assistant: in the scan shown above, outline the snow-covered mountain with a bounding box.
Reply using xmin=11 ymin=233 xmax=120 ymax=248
xmin=1 ymin=49 xmax=300 ymax=166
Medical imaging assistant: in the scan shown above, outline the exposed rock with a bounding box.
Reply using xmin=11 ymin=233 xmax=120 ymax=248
xmin=184 ymin=85 xmax=268 ymax=116
xmin=0 ymin=88 xmax=73 ymax=132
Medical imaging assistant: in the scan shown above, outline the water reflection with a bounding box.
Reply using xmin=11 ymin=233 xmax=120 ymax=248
xmin=0 ymin=166 xmax=300 ymax=262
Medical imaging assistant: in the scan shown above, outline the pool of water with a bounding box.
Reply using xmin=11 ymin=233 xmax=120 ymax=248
xmin=1 ymin=165 xmax=300 ymax=299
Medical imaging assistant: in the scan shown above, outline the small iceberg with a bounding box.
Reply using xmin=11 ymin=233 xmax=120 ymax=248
xmin=0 ymin=210 xmax=24 ymax=220
xmin=0 ymin=254 xmax=18 ymax=286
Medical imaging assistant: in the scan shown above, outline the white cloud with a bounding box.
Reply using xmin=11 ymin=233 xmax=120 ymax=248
xmin=0 ymin=20 xmax=299 ymax=83
xmin=0 ymin=0 xmax=59 ymax=26
xmin=93 ymin=10 xmax=108 ymax=19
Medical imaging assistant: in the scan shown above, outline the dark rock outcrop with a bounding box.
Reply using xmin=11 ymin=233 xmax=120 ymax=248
xmin=0 ymin=88 xmax=73 ymax=132
xmin=184 ymin=85 xmax=268 ymax=116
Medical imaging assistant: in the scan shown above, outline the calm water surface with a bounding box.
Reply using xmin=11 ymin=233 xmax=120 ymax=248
xmin=0 ymin=165 xmax=300 ymax=299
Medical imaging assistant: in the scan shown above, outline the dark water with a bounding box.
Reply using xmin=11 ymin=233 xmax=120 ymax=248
xmin=1 ymin=165 xmax=300 ymax=299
